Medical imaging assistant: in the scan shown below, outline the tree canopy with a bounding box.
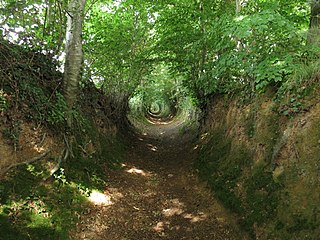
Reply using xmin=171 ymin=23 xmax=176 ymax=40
xmin=0 ymin=0 xmax=317 ymax=106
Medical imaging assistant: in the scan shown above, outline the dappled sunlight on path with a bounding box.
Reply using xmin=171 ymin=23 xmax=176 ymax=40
xmin=70 ymin=120 xmax=248 ymax=240
xmin=88 ymin=190 xmax=114 ymax=206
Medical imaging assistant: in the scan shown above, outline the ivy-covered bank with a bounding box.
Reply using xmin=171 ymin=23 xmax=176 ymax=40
xmin=196 ymin=91 xmax=320 ymax=239
xmin=0 ymin=40 xmax=126 ymax=239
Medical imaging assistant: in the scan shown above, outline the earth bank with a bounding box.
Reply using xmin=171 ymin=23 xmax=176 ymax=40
xmin=197 ymin=91 xmax=320 ymax=239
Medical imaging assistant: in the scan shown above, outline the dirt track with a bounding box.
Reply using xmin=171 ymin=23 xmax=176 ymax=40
xmin=70 ymin=119 xmax=248 ymax=240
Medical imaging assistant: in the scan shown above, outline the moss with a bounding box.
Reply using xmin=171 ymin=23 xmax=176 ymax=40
xmin=240 ymin=166 xmax=283 ymax=236
xmin=0 ymin=165 xmax=86 ymax=239
xmin=269 ymin=210 xmax=320 ymax=240
xmin=197 ymin=91 xmax=320 ymax=239
xmin=255 ymin=109 xmax=281 ymax=163
xmin=268 ymin=121 xmax=320 ymax=239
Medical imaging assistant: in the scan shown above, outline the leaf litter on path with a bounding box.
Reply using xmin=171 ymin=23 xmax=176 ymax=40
xmin=70 ymin=120 xmax=248 ymax=240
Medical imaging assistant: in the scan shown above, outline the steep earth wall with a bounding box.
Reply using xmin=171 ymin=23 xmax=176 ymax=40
xmin=197 ymin=91 xmax=320 ymax=239
xmin=0 ymin=40 xmax=122 ymax=177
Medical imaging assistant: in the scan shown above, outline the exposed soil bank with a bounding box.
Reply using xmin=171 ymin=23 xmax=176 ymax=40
xmin=70 ymin=120 xmax=248 ymax=239
xmin=197 ymin=93 xmax=320 ymax=239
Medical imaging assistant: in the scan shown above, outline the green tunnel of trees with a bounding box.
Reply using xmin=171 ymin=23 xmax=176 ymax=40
xmin=2 ymin=1 xmax=320 ymax=239
xmin=1 ymin=0 xmax=319 ymax=119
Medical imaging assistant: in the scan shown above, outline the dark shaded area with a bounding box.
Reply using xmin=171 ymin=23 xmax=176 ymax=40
xmin=0 ymin=214 xmax=61 ymax=240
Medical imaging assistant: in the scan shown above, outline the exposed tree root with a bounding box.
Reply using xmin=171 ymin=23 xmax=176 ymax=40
xmin=45 ymin=134 xmax=71 ymax=180
xmin=0 ymin=150 xmax=50 ymax=176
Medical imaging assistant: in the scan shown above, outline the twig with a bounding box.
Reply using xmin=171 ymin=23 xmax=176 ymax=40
xmin=85 ymin=0 xmax=100 ymax=16
xmin=39 ymin=133 xmax=47 ymax=146
xmin=0 ymin=150 xmax=50 ymax=176
xmin=47 ymin=82 xmax=62 ymax=103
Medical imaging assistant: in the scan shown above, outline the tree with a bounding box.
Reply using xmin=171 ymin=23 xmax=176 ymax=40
xmin=63 ymin=0 xmax=87 ymax=126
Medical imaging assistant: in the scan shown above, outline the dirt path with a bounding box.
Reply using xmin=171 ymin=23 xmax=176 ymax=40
xmin=70 ymin=120 xmax=248 ymax=240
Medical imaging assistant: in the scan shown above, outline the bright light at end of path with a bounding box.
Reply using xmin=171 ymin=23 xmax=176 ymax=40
xmin=88 ymin=190 xmax=113 ymax=206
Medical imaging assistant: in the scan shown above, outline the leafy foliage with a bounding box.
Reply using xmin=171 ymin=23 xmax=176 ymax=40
xmin=0 ymin=0 xmax=68 ymax=53
xmin=83 ymin=0 xmax=155 ymax=95
xmin=0 ymin=39 xmax=67 ymax=130
xmin=0 ymin=0 xmax=316 ymax=100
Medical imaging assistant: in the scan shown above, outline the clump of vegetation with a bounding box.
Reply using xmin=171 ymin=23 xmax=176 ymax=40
xmin=0 ymin=165 xmax=88 ymax=240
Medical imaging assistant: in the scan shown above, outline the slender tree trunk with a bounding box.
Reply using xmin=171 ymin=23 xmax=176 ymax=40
xmin=199 ymin=0 xmax=207 ymax=78
xmin=236 ymin=0 xmax=249 ymax=14
xmin=63 ymin=0 xmax=86 ymax=127
xmin=308 ymin=1 xmax=320 ymax=46
xmin=43 ymin=0 xmax=51 ymax=36
xmin=236 ymin=0 xmax=242 ymax=14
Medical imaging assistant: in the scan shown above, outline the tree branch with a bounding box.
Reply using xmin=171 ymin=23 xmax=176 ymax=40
xmin=85 ymin=0 xmax=100 ymax=16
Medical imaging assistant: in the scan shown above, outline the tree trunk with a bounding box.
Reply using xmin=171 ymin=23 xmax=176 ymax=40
xmin=63 ymin=0 xmax=86 ymax=127
xmin=236 ymin=0 xmax=249 ymax=14
xmin=308 ymin=1 xmax=320 ymax=46
xmin=199 ymin=0 xmax=207 ymax=78
xmin=236 ymin=0 xmax=242 ymax=14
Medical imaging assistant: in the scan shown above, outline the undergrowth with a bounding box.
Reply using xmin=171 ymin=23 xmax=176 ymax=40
xmin=0 ymin=164 xmax=87 ymax=239
xmin=0 ymin=120 xmax=125 ymax=239
xmin=0 ymin=39 xmax=126 ymax=239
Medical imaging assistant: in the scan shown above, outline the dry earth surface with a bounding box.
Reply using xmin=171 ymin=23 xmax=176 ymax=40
xmin=70 ymin=119 xmax=248 ymax=240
